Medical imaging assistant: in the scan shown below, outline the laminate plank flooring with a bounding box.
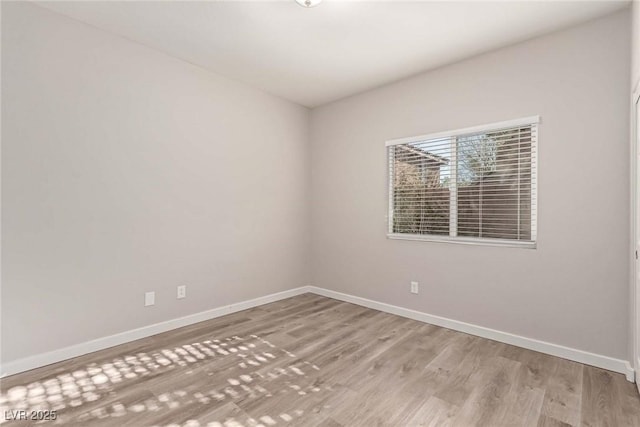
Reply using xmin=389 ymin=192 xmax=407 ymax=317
xmin=1 ymin=294 xmax=639 ymax=426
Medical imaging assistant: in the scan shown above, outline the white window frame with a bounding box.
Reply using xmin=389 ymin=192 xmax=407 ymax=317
xmin=386 ymin=116 xmax=539 ymax=249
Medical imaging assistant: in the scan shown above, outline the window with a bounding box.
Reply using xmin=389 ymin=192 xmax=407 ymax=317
xmin=387 ymin=116 xmax=538 ymax=248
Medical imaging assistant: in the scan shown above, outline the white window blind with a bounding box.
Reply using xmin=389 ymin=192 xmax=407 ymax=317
xmin=387 ymin=117 xmax=538 ymax=247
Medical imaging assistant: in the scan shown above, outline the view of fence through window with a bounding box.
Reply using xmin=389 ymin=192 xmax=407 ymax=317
xmin=388 ymin=120 xmax=537 ymax=243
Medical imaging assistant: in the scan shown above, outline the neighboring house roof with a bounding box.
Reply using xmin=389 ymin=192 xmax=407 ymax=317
xmin=396 ymin=144 xmax=449 ymax=166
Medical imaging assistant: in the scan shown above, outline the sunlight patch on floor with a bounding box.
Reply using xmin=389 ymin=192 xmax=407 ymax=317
xmin=0 ymin=334 xmax=330 ymax=426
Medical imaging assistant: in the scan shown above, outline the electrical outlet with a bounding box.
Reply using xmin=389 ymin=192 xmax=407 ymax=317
xmin=410 ymin=281 xmax=419 ymax=294
xmin=145 ymin=291 xmax=155 ymax=306
xmin=177 ymin=285 xmax=186 ymax=299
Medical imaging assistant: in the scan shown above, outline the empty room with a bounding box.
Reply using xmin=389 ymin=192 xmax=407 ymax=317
xmin=2 ymin=0 xmax=640 ymax=426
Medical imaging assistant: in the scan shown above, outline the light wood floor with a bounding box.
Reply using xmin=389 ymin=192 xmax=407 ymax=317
xmin=1 ymin=294 xmax=639 ymax=426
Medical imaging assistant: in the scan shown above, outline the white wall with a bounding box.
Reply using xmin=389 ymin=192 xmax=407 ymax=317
xmin=310 ymin=10 xmax=631 ymax=360
xmin=633 ymin=0 xmax=639 ymax=89
xmin=1 ymin=2 xmax=310 ymax=363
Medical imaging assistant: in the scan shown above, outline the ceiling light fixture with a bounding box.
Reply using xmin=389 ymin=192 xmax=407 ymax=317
xmin=295 ymin=0 xmax=322 ymax=8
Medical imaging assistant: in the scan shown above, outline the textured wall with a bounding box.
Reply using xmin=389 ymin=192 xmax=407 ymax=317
xmin=1 ymin=2 xmax=310 ymax=363
xmin=311 ymin=10 xmax=631 ymax=359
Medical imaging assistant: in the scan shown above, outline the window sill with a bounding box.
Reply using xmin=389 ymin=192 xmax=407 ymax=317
xmin=386 ymin=233 xmax=537 ymax=249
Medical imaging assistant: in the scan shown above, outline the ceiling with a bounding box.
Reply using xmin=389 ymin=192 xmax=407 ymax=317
xmin=35 ymin=0 xmax=629 ymax=108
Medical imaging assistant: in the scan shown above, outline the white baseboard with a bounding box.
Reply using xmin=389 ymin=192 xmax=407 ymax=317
xmin=307 ymin=286 xmax=635 ymax=382
xmin=0 ymin=286 xmax=312 ymax=378
xmin=2 ymin=285 xmax=634 ymax=383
